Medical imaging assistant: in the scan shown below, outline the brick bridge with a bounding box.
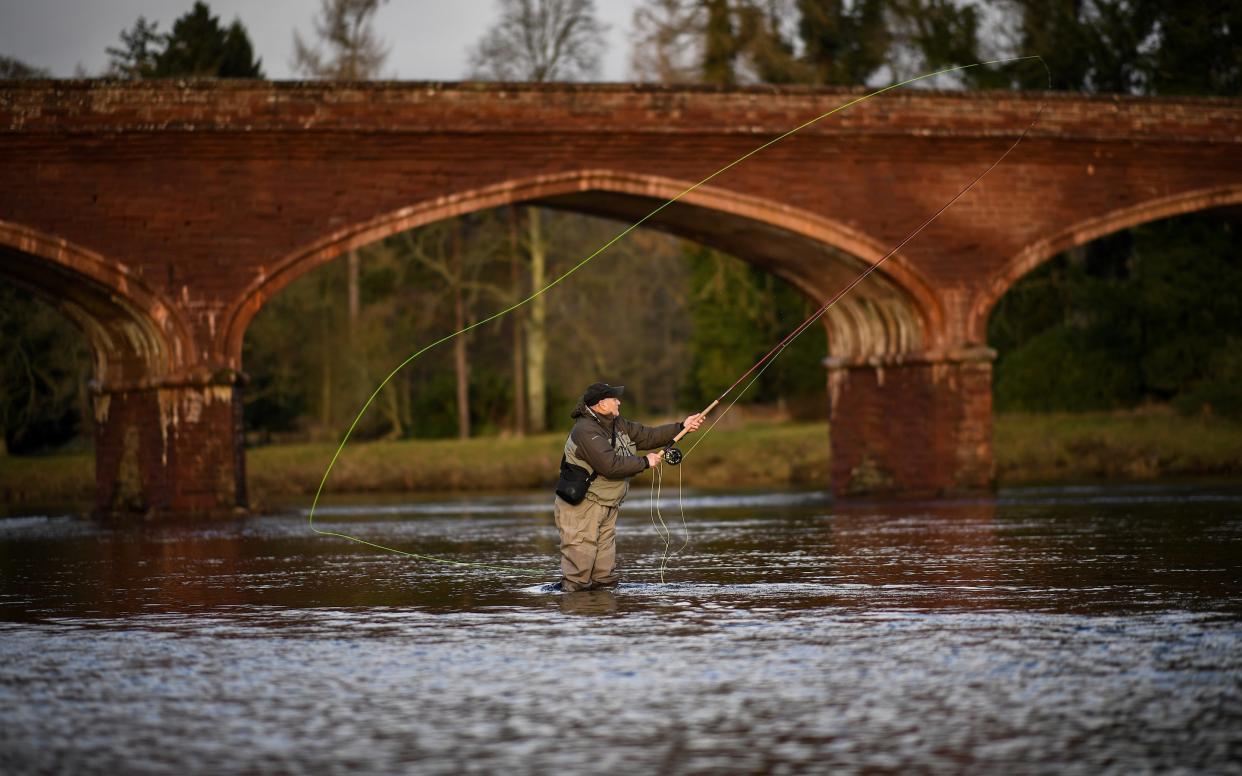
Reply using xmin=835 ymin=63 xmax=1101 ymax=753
xmin=2 ymin=81 xmax=1240 ymax=515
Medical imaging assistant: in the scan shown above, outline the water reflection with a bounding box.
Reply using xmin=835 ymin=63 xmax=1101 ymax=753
xmin=1 ymin=483 xmax=1240 ymax=773
xmin=558 ymin=588 xmax=619 ymax=616
xmin=830 ymin=499 xmax=1000 ymax=610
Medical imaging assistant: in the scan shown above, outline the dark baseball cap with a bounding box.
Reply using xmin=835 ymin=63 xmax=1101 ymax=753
xmin=582 ymin=382 xmax=625 ymax=406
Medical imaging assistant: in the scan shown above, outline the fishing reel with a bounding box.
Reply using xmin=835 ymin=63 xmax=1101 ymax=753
xmin=662 ymin=444 xmax=684 ymax=466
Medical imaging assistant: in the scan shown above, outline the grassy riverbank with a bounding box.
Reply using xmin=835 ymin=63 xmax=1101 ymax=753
xmin=2 ymin=408 xmax=1240 ymax=509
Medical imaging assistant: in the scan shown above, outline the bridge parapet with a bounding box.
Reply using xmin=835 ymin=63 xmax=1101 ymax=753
xmin=4 ymin=80 xmax=1239 ymax=145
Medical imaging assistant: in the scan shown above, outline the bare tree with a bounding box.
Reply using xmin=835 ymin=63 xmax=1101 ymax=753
xmin=507 ymin=207 xmax=528 ymax=435
xmin=292 ymin=0 xmax=388 ymax=80
xmin=522 ymin=207 xmax=550 ymax=432
xmin=630 ymin=0 xmax=705 ymax=83
xmin=469 ymin=0 xmax=607 ymax=82
xmin=469 ymin=0 xmax=606 ymax=433
xmin=386 ymin=217 xmax=507 ymax=439
xmin=450 ymin=225 xmax=471 ymax=439
xmin=632 ymin=0 xmax=808 ymax=85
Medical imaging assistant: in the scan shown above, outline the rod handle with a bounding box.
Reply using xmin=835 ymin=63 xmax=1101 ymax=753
xmin=669 ymin=399 xmax=720 ymax=445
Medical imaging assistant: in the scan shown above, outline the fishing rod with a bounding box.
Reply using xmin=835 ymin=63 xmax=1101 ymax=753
xmin=659 ymin=60 xmax=1050 ymax=467
xmin=308 ymin=56 xmax=1051 ymax=574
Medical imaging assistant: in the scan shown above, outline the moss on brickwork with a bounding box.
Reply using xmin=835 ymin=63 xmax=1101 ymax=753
xmin=110 ymin=426 xmax=147 ymax=514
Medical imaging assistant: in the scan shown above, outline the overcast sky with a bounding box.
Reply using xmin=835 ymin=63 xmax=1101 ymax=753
xmin=0 ymin=0 xmax=642 ymax=80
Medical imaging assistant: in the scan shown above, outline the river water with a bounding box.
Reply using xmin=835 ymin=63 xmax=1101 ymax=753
xmin=2 ymin=483 xmax=1240 ymax=774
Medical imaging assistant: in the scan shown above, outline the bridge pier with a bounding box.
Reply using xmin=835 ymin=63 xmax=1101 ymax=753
xmin=92 ymin=374 xmax=247 ymax=518
xmin=827 ymin=347 xmax=996 ymax=498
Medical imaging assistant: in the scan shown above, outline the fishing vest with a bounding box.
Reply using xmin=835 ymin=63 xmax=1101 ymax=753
xmin=562 ymin=416 xmax=639 ymax=507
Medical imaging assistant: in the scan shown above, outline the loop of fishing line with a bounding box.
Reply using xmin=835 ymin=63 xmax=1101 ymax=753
xmin=647 ymin=461 xmax=691 ymax=583
xmin=308 ymin=56 xmax=1051 ymax=577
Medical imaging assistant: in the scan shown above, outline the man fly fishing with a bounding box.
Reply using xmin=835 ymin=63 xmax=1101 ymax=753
xmin=553 ymin=382 xmax=705 ymax=591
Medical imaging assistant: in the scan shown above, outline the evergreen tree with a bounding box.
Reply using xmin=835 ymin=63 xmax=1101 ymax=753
xmin=154 ymin=2 xmax=264 ymax=77
xmin=218 ymin=22 xmax=264 ymax=77
xmin=796 ymin=0 xmax=890 ymax=86
xmin=990 ymin=0 xmax=1241 ymax=418
xmin=886 ymin=0 xmax=1010 ymax=88
xmin=990 ymin=213 xmax=1242 ymax=418
xmin=1002 ymin=0 xmax=1241 ymax=96
xmin=1005 ymin=0 xmax=1154 ymax=92
xmin=106 ymin=3 xmax=263 ymax=79
xmin=685 ymin=245 xmax=826 ymax=411
xmin=1145 ymin=2 xmax=1242 ymax=96
xmin=105 ymin=16 xmax=163 ymax=78
xmin=702 ymin=0 xmax=738 ymax=85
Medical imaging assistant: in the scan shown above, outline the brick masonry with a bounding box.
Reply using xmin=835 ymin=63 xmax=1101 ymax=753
xmin=92 ymin=384 xmax=243 ymax=516
xmin=1 ymin=81 xmax=1240 ymax=511
xmin=827 ymin=349 xmax=996 ymax=497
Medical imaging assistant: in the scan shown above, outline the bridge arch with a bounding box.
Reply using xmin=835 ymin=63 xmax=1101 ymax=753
xmin=0 ymin=222 xmax=240 ymax=516
xmin=967 ymin=184 xmax=1242 ymax=342
xmin=0 ymin=221 xmax=194 ymax=386
xmin=220 ymin=170 xmax=945 ymax=368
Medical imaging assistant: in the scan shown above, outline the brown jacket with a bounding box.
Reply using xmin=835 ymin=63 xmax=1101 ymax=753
xmin=562 ymin=400 xmax=682 ymax=507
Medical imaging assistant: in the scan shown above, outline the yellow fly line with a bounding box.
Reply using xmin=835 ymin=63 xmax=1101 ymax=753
xmin=307 ymin=56 xmax=1051 ymax=576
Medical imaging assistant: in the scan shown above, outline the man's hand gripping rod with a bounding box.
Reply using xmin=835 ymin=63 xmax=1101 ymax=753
xmin=660 ymin=399 xmax=720 ymax=466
